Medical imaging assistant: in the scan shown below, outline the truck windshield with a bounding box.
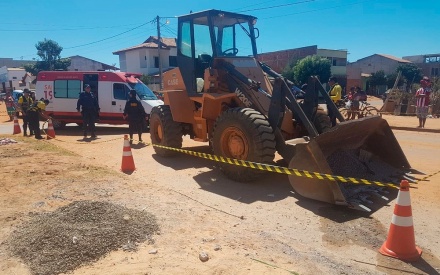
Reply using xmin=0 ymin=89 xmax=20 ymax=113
xmin=129 ymin=82 xmax=158 ymax=100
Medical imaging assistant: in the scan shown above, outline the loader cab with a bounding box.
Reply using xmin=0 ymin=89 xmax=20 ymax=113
xmin=177 ymin=9 xmax=258 ymax=95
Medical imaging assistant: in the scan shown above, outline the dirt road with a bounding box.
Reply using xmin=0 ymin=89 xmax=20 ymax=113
xmin=1 ymin=104 xmax=439 ymax=275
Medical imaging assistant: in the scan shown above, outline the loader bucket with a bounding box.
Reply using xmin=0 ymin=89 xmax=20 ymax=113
xmin=288 ymin=116 xmax=410 ymax=209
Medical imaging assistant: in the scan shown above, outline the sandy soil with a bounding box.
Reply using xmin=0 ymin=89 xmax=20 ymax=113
xmin=0 ymin=102 xmax=439 ymax=275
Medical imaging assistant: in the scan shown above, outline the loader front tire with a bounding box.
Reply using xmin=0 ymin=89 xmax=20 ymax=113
xmin=212 ymin=108 xmax=276 ymax=182
xmin=150 ymin=105 xmax=182 ymax=157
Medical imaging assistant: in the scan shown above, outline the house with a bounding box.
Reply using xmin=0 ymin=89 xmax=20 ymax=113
xmin=68 ymin=55 xmax=119 ymax=71
xmin=403 ymin=53 xmax=440 ymax=78
xmin=347 ymin=54 xmax=411 ymax=94
xmin=257 ymin=45 xmax=348 ymax=88
xmin=113 ymin=36 xmax=177 ymax=77
xmin=0 ymin=57 xmax=36 ymax=69
xmin=0 ymin=66 xmax=31 ymax=92
xmin=348 ymin=54 xmax=411 ymax=75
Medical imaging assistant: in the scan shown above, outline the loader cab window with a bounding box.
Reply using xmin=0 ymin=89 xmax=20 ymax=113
xmin=213 ymin=18 xmax=255 ymax=57
xmin=180 ymin=22 xmax=192 ymax=58
xmin=193 ymin=22 xmax=213 ymax=58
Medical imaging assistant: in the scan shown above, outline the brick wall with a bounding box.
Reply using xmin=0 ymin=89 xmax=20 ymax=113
xmin=257 ymin=45 xmax=318 ymax=73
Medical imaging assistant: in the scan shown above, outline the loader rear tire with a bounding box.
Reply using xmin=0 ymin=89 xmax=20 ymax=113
xmin=313 ymin=111 xmax=332 ymax=133
xmin=150 ymin=105 xmax=182 ymax=157
xmin=212 ymin=108 xmax=276 ymax=182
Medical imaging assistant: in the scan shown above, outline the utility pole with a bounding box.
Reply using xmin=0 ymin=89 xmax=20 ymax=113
xmin=156 ymin=15 xmax=163 ymax=90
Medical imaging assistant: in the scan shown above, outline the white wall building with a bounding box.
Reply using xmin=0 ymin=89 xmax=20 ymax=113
xmin=0 ymin=66 xmax=30 ymax=91
xmin=113 ymin=36 xmax=177 ymax=76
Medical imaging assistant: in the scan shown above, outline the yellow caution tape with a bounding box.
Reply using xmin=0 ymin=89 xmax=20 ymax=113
xmin=417 ymin=170 xmax=440 ymax=183
xmin=152 ymin=144 xmax=400 ymax=189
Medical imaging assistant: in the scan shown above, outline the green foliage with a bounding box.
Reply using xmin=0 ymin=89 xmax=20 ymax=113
xmin=281 ymin=59 xmax=298 ymax=83
xmin=369 ymin=70 xmax=387 ymax=86
xmin=24 ymin=38 xmax=71 ymax=75
xmin=430 ymin=77 xmax=440 ymax=115
xmin=282 ymin=55 xmax=331 ymax=85
xmin=140 ymin=74 xmax=152 ymax=84
xmin=386 ymin=72 xmax=404 ymax=88
xmin=396 ymin=63 xmax=423 ymax=85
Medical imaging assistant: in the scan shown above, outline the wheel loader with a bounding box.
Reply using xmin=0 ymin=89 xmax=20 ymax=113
xmin=150 ymin=9 xmax=411 ymax=211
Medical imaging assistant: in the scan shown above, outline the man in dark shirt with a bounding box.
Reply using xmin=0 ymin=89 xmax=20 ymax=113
xmin=123 ymin=90 xmax=146 ymax=144
xmin=77 ymin=84 xmax=100 ymax=139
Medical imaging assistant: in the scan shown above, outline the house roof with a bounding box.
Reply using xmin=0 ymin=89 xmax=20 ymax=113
xmin=355 ymin=54 xmax=411 ymax=63
xmin=113 ymin=36 xmax=176 ymax=54
xmin=69 ymin=55 xmax=119 ymax=70
xmin=376 ymin=54 xmax=411 ymax=63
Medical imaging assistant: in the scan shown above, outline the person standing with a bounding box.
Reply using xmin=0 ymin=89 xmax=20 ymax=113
xmin=5 ymin=92 xmax=15 ymax=121
xmin=327 ymin=76 xmax=342 ymax=126
xmin=123 ymin=90 xmax=146 ymax=144
xmin=18 ymin=89 xmax=34 ymax=136
xmin=27 ymin=99 xmax=50 ymax=139
xmin=415 ymin=76 xmax=432 ymax=128
xmin=77 ymin=84 xmax=100 ymax=138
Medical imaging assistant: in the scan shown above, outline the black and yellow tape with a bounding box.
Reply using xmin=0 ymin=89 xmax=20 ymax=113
xmin=417 ymin=170 xmax=440 ymax=183
xmin=152 ymin=144 xmax=401 ymax=189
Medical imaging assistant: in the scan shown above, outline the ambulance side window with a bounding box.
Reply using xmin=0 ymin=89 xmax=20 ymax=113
xmin=113 ymin=83 xmax=130 ymax=100
xmin=54 ymin=80 xmax=81 ymax=98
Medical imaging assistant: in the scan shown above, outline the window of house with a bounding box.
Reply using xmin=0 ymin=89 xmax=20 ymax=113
xmin=140 ymin=51 xmax=148 ymax=68
xmin=154 ymin=56 xmax=159 ymax=68
xmin=169 ymin=56 xmax=177 ymax=67
xmin=12 ymin=77 xmax=17 ymax=80
xmin=432 ymin=67 xmax=439 ymax=76
xmin=113 ymin=83 xmax=130 ymax=100
xmin=119 ymin=53 xmax=127 ymax=71
xmin=426 ymin=56 xmax=440 ymax=63
xmin=54 ymin=80 xmax=81 ymax=98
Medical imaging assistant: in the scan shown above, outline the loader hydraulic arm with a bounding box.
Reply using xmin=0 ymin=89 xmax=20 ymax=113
xmin=259 ymin=62 xmax=345 ymax=123
xmin=220 ymin=60 xmax=318 ymax=138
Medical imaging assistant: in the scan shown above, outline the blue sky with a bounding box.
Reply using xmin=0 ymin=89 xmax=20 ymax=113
xmin=1 ymin=0 xmax=438 ymax=68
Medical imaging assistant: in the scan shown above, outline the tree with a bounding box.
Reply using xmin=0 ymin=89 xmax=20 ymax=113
xmin=386 ymin=72 xmax=404 ymax=88
xmin=24 ymin=39 xmax=71 ymax=75
xmin=140 ymin=74 xmax=152 ymax=85
xmin=283 ymin=55 xmax=331 ymax=85
xmin=396 ymin=63 xmax=423 ymax=91
xmin=368 ymin=70 xmax=387 ymax=94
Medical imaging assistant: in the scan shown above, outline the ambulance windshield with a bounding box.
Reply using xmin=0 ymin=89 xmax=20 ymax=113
xmin=129 ymin=82 xmax=158 ymax=100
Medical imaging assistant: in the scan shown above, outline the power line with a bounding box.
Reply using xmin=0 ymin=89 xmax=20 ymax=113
xmin=238 ymin=0 xmax=315 ymax=13
xmin=13 ymin=21 xmax=157 ymax=60
xmin=63 ymin=19 xmax=156 ymax=50
xmin=260 ymin=0 xmax=374 ymax=20
xmin=0 ymin=24 xmax=143 ymax=32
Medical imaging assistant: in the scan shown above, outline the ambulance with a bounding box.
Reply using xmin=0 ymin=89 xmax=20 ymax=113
xmin=36 ymin=71 xmax=163 ymax=128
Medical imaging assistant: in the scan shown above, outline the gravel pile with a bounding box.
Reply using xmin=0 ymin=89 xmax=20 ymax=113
xmin=327 ymin=149 xmax=402 ymax=204
xmin=0 ymin=138 xmax=17 ymax=145
xmin=6 ymin=200 xmax=159 ymax=275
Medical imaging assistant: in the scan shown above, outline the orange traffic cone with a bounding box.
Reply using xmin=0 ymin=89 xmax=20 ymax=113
xmin=379 ymin=180 xmax=422 ymax=262
xmin=13 ymin=115 xmax=21 ymax=134
xmin=121 ymin=135 xmax=135 ymax=173
xmin=46 ymin=119 xmax=56 ymax=139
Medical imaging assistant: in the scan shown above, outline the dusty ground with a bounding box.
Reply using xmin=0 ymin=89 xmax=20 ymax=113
xmin=0 ymin=102 xmax=440 ymax=275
